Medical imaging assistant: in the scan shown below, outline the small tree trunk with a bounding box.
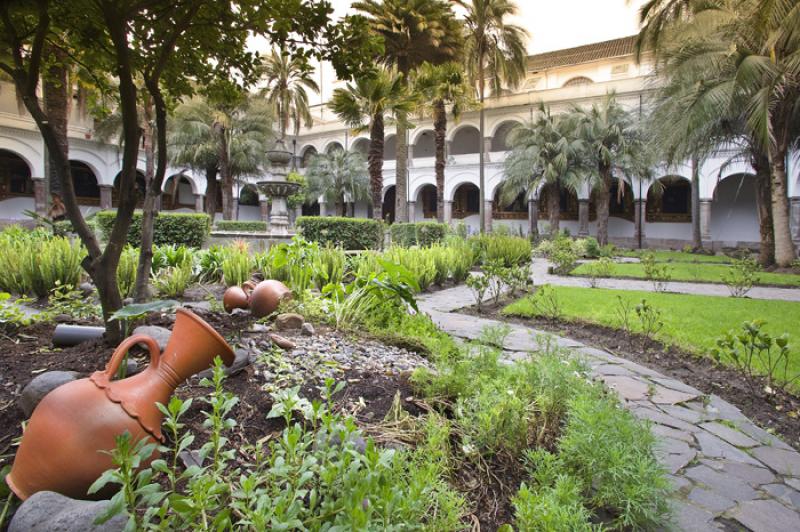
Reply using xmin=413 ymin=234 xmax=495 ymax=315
xmin=43 ymin=45 xmax=69 ymax=202
xmin=548 ymin=184 xmax=560 ymax=236
xmin=216 ymin=125 xmax=233 ymax=220
xmin=595 ymin=165 xmax=612 ymax=245
xmin=691 ymin=155 xmax=702 ymax=250
xmin=395 ymin=118 xmax=409 ymax=222
xmin=205 ymin=165 xmax=219 ymax=221
xmin=368 ymin=113 xmax=385 ymax=220
xmin=478 ymin=67 xmax=486 ymax=233
xmin=769 ymin=142 xmax=797 ymax=267
xmin=753 ymin=150 xmax=775 ymax=267
xmin=433 ymin=100 xmax=447 ymax=223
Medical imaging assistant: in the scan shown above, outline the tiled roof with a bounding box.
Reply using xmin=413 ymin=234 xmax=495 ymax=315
xmin=527 ymin=35 xmax=638 ymax=71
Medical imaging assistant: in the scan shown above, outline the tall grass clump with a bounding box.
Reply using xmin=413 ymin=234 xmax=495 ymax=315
xmin=116 ymin=245 xmax=139 ymax=299
xmin=0 ymin=226 xmax=85 ymax=297
xmin=221 ymin=247 xmax=254 ymax=287
xmin=471 ymin=234 xmax=532 ymax=267
xmin=310 ymin=244 xmax=346 ymax=290
xmin=384 ymin=246 xmax=437 ymax=291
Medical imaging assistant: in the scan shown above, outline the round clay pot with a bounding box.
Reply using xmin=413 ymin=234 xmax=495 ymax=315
xmin=6 ymin=308 xmax=234 ymax=500
xmin=249 ymin=280 xmax=292 ymax=318
xmin=223 ymin=286 xmax=249 ymax=313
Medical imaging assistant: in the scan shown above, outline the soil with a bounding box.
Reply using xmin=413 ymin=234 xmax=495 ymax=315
xmin=460 ymin=299 xmax=800 ymax=451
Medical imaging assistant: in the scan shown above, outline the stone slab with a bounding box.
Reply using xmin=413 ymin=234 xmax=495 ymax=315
xmin=729 ymin=499 xmax=800 ymax=531
xmin=695 ymin=432 xmax=761 ymax=466
xmin=699 ymin=422 xmax=759 ymax=449
xmin=751 ymin=446 xmax=800 ymax=477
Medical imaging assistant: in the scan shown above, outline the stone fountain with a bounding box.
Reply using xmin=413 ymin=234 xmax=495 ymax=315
xmin=258 ymin=139 xmax=301 ymax=236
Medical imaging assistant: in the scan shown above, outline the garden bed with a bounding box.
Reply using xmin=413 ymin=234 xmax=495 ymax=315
xmin=457 ymin=296 xmax=800 ymax=450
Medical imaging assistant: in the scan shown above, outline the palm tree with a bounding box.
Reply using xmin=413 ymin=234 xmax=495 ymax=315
xmin=503 ymin=105 xmax=584 ymax=237
xmin=640 ymin=0 xmax=798 ymax=265
xmin=572 ymin=94 xmax=647 ymax=246
xmin=328 ymin=68 xmax=414 ymax=220
xmin=305 ymin=149 xmax=369 ymax=216
xmin=415 ymin=62 xmax=476 ymax=222
xmin=456 ymin=0 xmax=528 ymax=233
xmin=168 ymin=96 xmax=272 ymax=220
xmin=259 ymin=47 xmax=320 ymax=140
xmin=353 ymin=0 xmax=462 ymax=222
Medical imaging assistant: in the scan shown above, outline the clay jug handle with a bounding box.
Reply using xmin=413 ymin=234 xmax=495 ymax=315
xmin=104 ymin=334 xmax=161 ymax=378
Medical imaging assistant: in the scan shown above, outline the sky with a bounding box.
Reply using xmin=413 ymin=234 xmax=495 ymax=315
xmin=258 ymin=0 xmax=648 ymax=104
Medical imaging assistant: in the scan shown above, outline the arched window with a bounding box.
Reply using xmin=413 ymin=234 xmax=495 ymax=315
xmin=493 ymin=188 xmax=527 ymax=219
xmin=70 ymin=161 xmax=100 ymax=204
xmin=538 ymin=183 xmax=579 ymax=220
xmin=450 ymin=127 xmax=480 ymax=155
xmin=417 ymin=184 xmax=437 ymax=219
xmin=0 ymin=150 xmax=32 ymax=197
xmin=562 ymin=76 xmax=593 ymax=88
xmin=647 ymin=177 xmax=691 ymax=222
xmin=382 ymin=185 xmax=396 ymax=223
xmin=384 ymin=135 xmax=397 ymax=161
xmin=300 ymin=146 xmax=317 ymax=168
xmin=414 ymin=131 xmax=436 ymax=158
xmin=452 ymin=183 xmax=480 ymax=218
xmin=491 ymin=121 xmax=521 ymax=152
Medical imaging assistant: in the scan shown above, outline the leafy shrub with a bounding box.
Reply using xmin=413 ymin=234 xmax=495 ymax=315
xmin=583 ymin=237 xmax=601 ymax=258
xmin=221 ymin=247 xmax=254 ymax=287
xmin=641 ymin=252 xmax=671 ymax=291
xmin=384 ymin=246 xmax=437 ymax=291
xmin=94 ymin=211 xmax=210 ymax=248
xmin=514 ymin=474 xmax=594 ymax=531
xmin=47 ymin=282 xmax=101 ymax=320
xmin=151 ymin=244 xmax=195 ymax=273
xmin=117 ymin=245 xmax=139 ymax=299
xmin=0 ymin=227 xmax=85 ymax=297
xmin=0 ymin=292 xmax=37 ymax=332
xmin=472 ymin=234 xmax=532 ymax=267
xmin=153 ymin=263 xmax=193 ymax=298
xmin=296 ymin=216 xmax=383 ymax=250
xmin=390 ymin=222 xmax=448 ymax=247
xmin=712 ymin=320 xmax=797 ymax=392
xmin=196 ymin=246 xmax=227 ymax=283
xmin=635 ymin=299 xmax=664 ymax=343
xmin=213 ymin=220 xmax=268 ymax=232
xmin=263 ymin=237 xmax=317 ymax=295
xmin=527 ymin=284 xmax=562 ymax=319
xmin=722 ymin=257 xmax=760 ymax=297
xmin=501 ymin=264 xmax=531 ymax=297
xmin=466 ymin=273 xmax=490 ymax=312
xmin=585 ymin=257 xmax=614 ymax=288
xmin=310 ymin=244 xmax=347 ymax=290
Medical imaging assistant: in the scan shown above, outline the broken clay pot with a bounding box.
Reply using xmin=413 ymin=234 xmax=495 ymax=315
xmin=249 ymin=280 xmax=292 ymax=318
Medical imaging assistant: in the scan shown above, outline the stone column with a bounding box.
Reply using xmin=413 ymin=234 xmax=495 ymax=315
xmin=634 ymin=199 xmax=646 ymax=246
xmin=577 ymin=199 xmax=590 ymax=237
xmin=319 ymin=201 xmax=327 ymax=217
xmin=700 ymin=199 xmax=712 ymax=243
xmin=791 ymin=197 xmax=800 ymax=243
xmin=270 ymin=196 xmax=290 ymax=235
xmin=294 ymin=206 xmax=302 ymax=226
xmin=31 ymin=177 xmax=47 ymax=216
xmin=446 ymin=140 xmax=454 ymax=165
xmin=528 ymin=198 xmax=539 ymax=239
xmin=407 ymin=201 xmax=416 ymax=222
xmin=232 ymin=198 xmax=240 ymax=220
xmin=99 ymin=184 xmax=113 ymax=210
xmin=444 ymin=200 xmax=453 ymax=224
xmin=259 ymin=198 xmax=270 ymax=222
xmin=483 ymin=137 xmax=492 ymax=163
xmin=484 ymin=200 xmax=493 ymax=233
xmin=194 ymin=194 xmax=204 ymax=213
xmin=407 ymin=144 xmax=414 ymax=168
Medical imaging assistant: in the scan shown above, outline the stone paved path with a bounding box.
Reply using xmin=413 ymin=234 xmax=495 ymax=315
xmin=531 ymin=258 xmax=800 ymax=302
xmin=418 ymin=285 xmax=800 ymax=531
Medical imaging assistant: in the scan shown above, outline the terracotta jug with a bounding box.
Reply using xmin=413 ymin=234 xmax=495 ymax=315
xmin=249 ymin=280 xmax=292 ymax=318
xmin=6 ymin=308 xmax=234 ymax=501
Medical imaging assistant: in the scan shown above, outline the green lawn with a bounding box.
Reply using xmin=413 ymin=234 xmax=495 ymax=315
xmin=616 ymin=249 xmax=733 ymax=264
xmin=502 ymin=285 xmax=800 ymax=390
xmin=570 ymin=261 xmax=800 ymax=287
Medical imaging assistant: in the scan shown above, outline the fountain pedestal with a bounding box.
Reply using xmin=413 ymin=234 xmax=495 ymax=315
xmin=258 ymin=140 xmax=300 ymax=236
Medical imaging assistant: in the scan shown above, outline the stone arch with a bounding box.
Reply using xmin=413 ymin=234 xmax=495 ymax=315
xmin=382 ymin=184 xmax=396 ymax=223
xmin=563 ymin=76 xmax=593 ymax=88
xmin=324 ymin=140 xmax=344 ymax=154
xmin=112 ymin=170 xmax=147 ymax=207
xmin=299 ymin=145 xmax=318 ymax=168
xmin=350 ymin=138 xmax=369 ymax=157
xmin=412 ymin=129 xmax=436 ymax=158
xmin=161 ymin=173 xmax=196 ymax=210
xmin=539 ymin=182 xmax=580 ymax=221
xmin=490 ymin=120 xmax=522 ymax=152
xmin=492 ymin=184 xmax=527 ymax=220
xmin=0 ymin=149 xmax=34 ymax=197
xmin=646 ymin=175 xmax=691 ymax=223
xmin=449 ymin=125 xmax=481 ymax=155
xmin=451 ymin=182 xmax=480 ymax=218
xmin=384 ymin=134 xmax=397 ymax=161
xmin=238 ymin=183 xmax=260 ymax=206
xmin=710 ymin=173 xmax=759 ymax=243
xmin=69 ymin=161 xmax=101 ymax=204
xmin=414 ymin=183 xmax=437 ymax=220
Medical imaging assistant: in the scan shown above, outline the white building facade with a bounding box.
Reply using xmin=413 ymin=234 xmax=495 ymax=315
xmin=1 ymin=36 xmax=799 ymax=249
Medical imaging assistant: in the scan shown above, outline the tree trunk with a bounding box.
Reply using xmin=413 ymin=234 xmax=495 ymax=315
xmin=691 ymin=155 xmax=702 ymax=250
xmin=768 ymin=143 xmax=797 ymax=267
xmin=216 ymin=125 xmax=233 ymax=220
xmin=752 ymin=150 xmax=775 ymax=267
xmin=368 ymin=112 xmax=384 ymax=220
xmin=433 ymin=100 xmax=447 ymax=223
xmin=478 ymin=65 xmax=486 ymax=233
xmin=336 ymin=199 xmax=345 ymax=217
xmin=205 ymin=165 xmax=219 ymax=221
xmin=548 ymin=184 xmax=560 ymax=236
xmin=43 ymin=45 xmax=69 ymax=201
xmin=395 ymin=117 xmax=408 ymax=222
xmin=595 ymin=165 xmax=612 ymax=246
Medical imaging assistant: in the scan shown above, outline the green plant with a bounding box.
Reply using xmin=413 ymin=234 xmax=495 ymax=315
xmin=529 ymin=284 xmax=562 ymax=320
xmin=384 ymin=246 xmax=437 ymax=291
xmin=722 ymin=257 xmax=760 ymax=298
xmin=220 ymin=247 xmax=254 ymax=287
xmin=47 ymin=282 xmax=101 ymax=320
xmin=641 ymin=252 xmax=671 ymax=292
xmin=116 ymin=245 xmax=138 ymax=299
xmin=466 ymin=273 xmax=490 ymax=312
xmin=213 ymin=220 xmax=268 ymax=232
xmin=513 ymin=475 xmax=594 ymax=531
xmin=153 ymin=263 xmax=193 ymax=298
xmin=390 ymin=222 xmax=448 ymax=247
xmin=95 ymin=211 xmax=210 ymax=248
xmin=0 ymin=292 xmax=35 ymax=334
xmin=598 ymin=243 xmax=616 ymax=258
xmin=501 ymin=264 xmax=530 ymax=297
xmin=296 ymin=216 xmax=384 ymax=250
xmin=196 ymin=246 xmax=227 ymax=284
xmin=635 ymin=299 xmax=663 ymax=344
xmin=151 ymin=244 xmax=195 ymax=273
xmin=483 ymin=258 xmax=506 ymax=305
xmin=266 ymin=237 xmax=317 ymax=295
xmin=614 ymin=295 xmax=634 ymax=334
xmin=472 ymin=234 xmax=532 ymax=267
xmin=712 ymin=320 xmax=798 ymax=393
xmin=585 ymin=257 xmax=614 ymax=288
xmin=583 ymin=236 xmax=601 ymax=258
xmin=310 ymin=243 xmax=346 ymax=290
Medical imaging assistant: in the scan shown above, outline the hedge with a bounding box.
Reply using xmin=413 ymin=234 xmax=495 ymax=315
xmin=390 ymin=222 xmax=448 ymax=247
xmin=296 ymin=216 xmax=383 ymax=250
xmin=95 ymin=211 xmax=210 ymax=248
xmin=214 ymin=220 xmax=268 ymax=233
